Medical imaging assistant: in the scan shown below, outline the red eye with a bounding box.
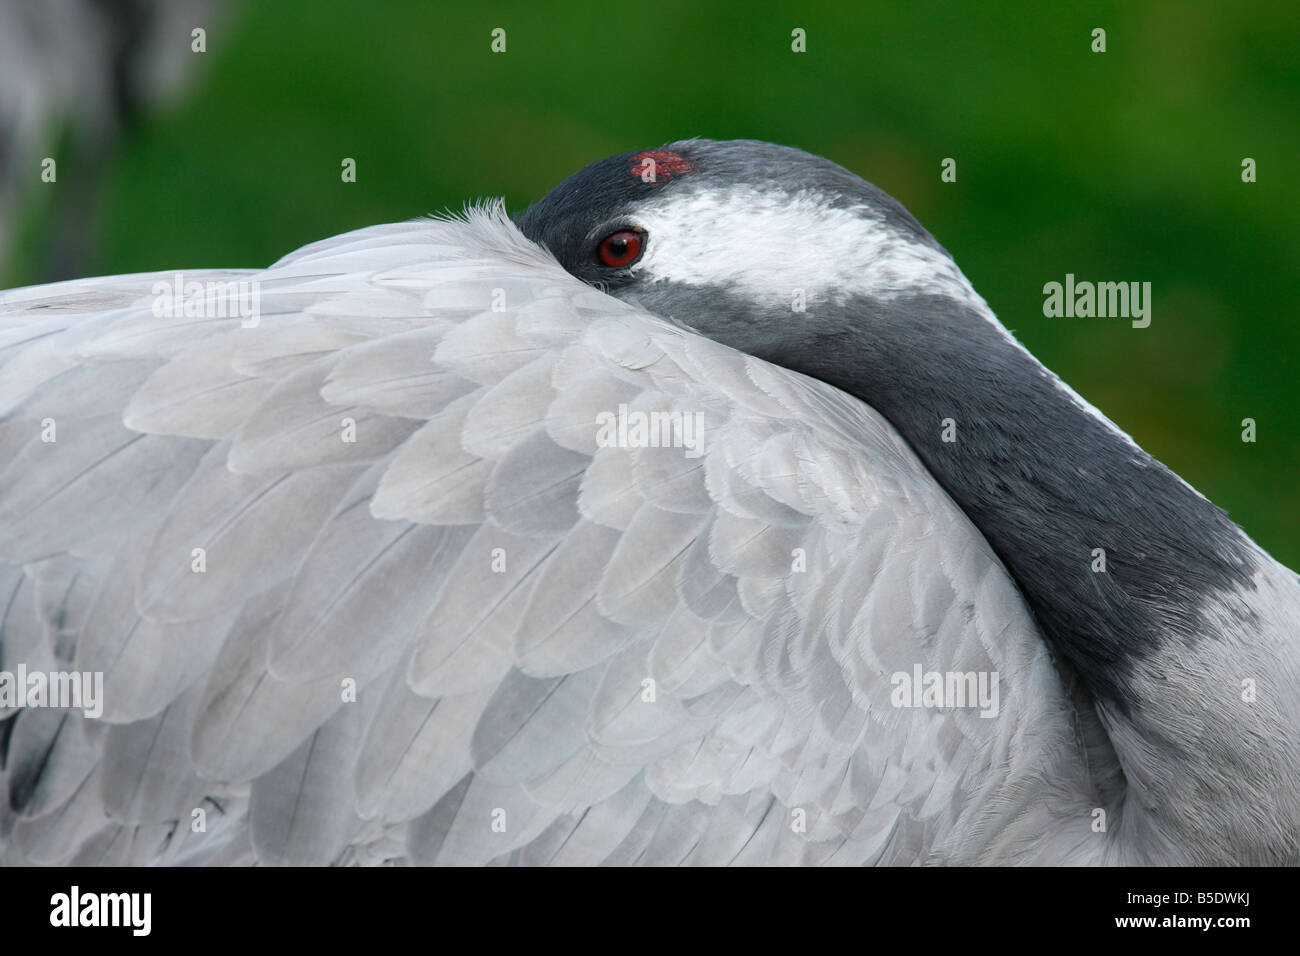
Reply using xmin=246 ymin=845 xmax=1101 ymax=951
xmin=597 ymin=229 xmax=644 ymax=267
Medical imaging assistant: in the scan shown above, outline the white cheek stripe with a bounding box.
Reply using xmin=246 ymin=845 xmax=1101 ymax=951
xmin=633 ymin=186 xmax=977 ymax=309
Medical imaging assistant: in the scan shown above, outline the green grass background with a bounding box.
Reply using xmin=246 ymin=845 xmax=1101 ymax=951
xmin=7 ymin=0 xmax=1297 ymax=565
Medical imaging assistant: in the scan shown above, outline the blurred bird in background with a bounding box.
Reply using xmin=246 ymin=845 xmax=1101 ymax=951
xmin=0 ymin=0 xmax=230 ymax=281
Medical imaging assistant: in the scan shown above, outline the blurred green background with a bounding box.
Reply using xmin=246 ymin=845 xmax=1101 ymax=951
xmin=6 ymin=0 xmax=1297 ymax=565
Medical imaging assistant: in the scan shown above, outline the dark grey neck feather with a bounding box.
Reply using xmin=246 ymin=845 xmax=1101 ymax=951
xmin=751 ymin=292 xmax=1259 ymax=715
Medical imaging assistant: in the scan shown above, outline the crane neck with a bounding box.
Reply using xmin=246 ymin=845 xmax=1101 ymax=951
xmin=763 ymin=290 xmax=1300 ymax=862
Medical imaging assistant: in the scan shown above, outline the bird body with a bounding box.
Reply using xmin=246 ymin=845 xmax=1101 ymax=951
xmin=0 ymin=139 xmax=1296 ymax=865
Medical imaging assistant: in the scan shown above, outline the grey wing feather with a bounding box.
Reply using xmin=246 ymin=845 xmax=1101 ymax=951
xmin=0 ymin=203 xmax=1108 ymax=866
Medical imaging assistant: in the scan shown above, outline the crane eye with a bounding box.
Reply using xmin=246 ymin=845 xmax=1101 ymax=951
xmin=597 ymin=229 xmax=644 ymax=268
